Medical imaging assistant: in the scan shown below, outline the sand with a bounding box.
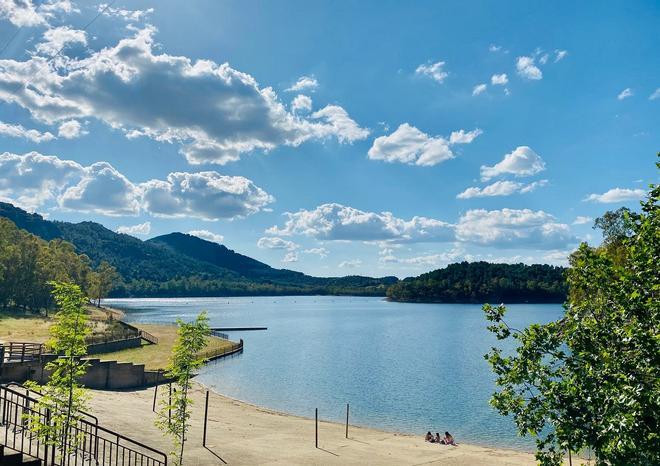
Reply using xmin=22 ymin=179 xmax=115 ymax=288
xmin=89 ymin=384 xmax=538 ymax=465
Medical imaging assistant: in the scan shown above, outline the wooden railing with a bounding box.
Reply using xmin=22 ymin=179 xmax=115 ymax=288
xmin=0 ymin=342 xmax=45 ymax=364
xmin=0 ymin=384 xmax=167 ymax=465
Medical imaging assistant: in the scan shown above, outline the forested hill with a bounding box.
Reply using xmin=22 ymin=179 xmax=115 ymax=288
xmin=386 ymin=261 xmax=567 ymax=303
xmin=0 ymin=202 xmax=396 ymax=297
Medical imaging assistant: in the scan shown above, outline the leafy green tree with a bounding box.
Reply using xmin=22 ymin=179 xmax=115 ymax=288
xmin=25 ymin=282 xmax=91 ymax=460
xmin=156 ymin=312 xmax=210 ymax=465
xmin=88 ymin=261 xmax=119 ymax=307
xmin=484 ymin=178 xmax=659 ymax=465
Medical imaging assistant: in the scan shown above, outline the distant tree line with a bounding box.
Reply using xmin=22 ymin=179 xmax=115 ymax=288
xmin=386 ymin=261 xmax=567 ymax=303
xmin=0 ymin=218 xmax=117 ymax=313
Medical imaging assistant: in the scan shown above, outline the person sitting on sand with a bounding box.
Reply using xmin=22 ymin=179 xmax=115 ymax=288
xmin=435 ymin=433 xmax=441 ymax=443
xmin=425 ymin=431 xmax=433 ymax=442
xmin=442 ymin=431 xmax=456 ymax=446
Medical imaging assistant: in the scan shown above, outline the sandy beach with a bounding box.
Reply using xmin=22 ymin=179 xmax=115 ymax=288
xmin=89 ymin=383 xmax=538 ymax=465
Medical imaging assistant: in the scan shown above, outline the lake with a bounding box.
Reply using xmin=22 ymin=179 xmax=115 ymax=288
xmin=104 ymin=296 xmax=564 ymax=451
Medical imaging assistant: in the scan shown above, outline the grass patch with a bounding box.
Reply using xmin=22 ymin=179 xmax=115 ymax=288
xmin=94 ymin=323 xmax=234 ymax=370
xmin=0 ymin=313 xmax=53 ymax=343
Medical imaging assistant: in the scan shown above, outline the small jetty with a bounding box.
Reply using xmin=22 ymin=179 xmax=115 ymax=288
xmin=210 ymin=326 xmax=267 ymax=331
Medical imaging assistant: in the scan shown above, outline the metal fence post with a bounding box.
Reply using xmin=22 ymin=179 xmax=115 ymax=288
xmin=152 ymin=382 xmax=158 ymax=413
xmin=345 ymin=403 xmax=349 ymax=439
xmin=203 ymin=391 xmax=209 ymax=447
xmin=315 ymin=408 xmax=318 ymax=448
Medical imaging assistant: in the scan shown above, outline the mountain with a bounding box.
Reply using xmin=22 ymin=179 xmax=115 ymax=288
xmin=0 ymin=202 xmax=397 ymax=297
xmin=386 ymin=261 xmax=567 ymax=303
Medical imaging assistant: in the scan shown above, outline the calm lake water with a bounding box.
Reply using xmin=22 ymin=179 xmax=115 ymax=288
xmin=104 ymin=296 xmax=564 ymax=451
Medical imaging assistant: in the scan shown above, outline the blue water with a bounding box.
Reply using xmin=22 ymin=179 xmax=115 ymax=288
xmin=104 ymin=296 xmax=564 ymax=451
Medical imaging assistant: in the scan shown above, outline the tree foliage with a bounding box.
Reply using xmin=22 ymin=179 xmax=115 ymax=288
xmin=484 ymin=178 xmax=659 ymax=465
xmin=388 ymin=261 xmax=567 ymax=303
xmin=87 ymin=261 xmax=119 ymax=306
xmin=156 ymin=312 xmax=210 ymax=466
xmin=25 ymin=282 xmax=91 ymax=460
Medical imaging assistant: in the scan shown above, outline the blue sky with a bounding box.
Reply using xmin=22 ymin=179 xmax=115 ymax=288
xmin=0 ymin=0 xmax=657 ymax=277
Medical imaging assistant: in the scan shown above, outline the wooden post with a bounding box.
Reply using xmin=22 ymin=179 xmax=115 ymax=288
xmin=168 ymin=383 xmax=172 ymax=426
xmin=345 ymin=403 xmax=349 ymax=439
xmin=315 ymin=408 xmax=318 ymax=448
xmin=203 ymin=391 xmax=209 ymax=447
xmin=568 ymin=449 xmax=572 ymax=466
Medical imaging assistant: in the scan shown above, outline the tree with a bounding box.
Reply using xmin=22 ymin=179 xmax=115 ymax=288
xmin=483 ymin=177 xmax=659 ymax=465
xmin=88 ymin=261 xmax=118 ymax=306
xmin=25 ymin=282 xmax=91 ymax=461
xmin=156 ymin=312 xmax=210 ymax=465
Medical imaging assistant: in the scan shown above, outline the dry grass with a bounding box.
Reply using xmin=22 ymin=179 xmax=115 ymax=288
xmin=0 ymin=313 xmax=53 ymax=343
xmin=94 ymin=323 xmax=234 ymax=370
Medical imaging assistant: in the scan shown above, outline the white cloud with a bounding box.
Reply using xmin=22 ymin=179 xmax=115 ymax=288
xmin=188 ymin=230 xmax=224 ymax=244
xmin=480 ymin=146 xmax=546 ymax=181
xmin=554 ymin=50 xmax=568 ymax=62
xmin=538 ymin=53 xmax=549 ymax=65
xmin=339 ymin=259 xmax=362 ymax=268
xmin=491 ymin=73 xmax=508 ymax=85
xmin=572 ymin=216 xmax=593 ymax=225
xmin=35 ymin=26 xmax=86 ymax=56
xmin=57 ymin=120 xmax=86 ymax=139
xmin=141 ymin=171 xmax=274 ymax=220
xmin=0 ymin=0 xmax=45 ymax=26
xmin=291 ymin=94 xmax=312 ymax=113
xmin=0 ymin=28 xmax=367 ymax=165
xmin=489 ymin=44 xmax=502 ymax=52
xmin=286 ymin=76 xmax=318 ymax=92
xmin=303 ymin=247 xmax=329 ymax=258
xmin=59 ymin=162 xmax=141 ymax=216
xmin=449 ymin=128 xmax=483 ymax=144
xmin=267 ymin=203 xmax=454 ymax=243
xmin=0 ymin=120 xmax=55 ymax=142
xmin=282 ymin=251 xmax=299 ymax=263
xmin=516 ymin=56 xmax=542 ymax=80
xmin=368 ymin=123 xmax=481 ymax=167
xmin=0 ymin=152 xmax=274 ymax=220
xmin=415 ymin=61 xmax=448 ymax=83
xmin=617 ymin=88 xmax=633 ymax=100
xmin=99 ymin=4 xmax=154 ymax=22
xmin=379 ymin=249 xmax=463 ymax=268
xmin=456 ymin=208 xmax=575 ymax=249
xmin=650 ymin=88 xmax=660 ymax=100
xmin=584 ymin=188 xmax=646 ymax=203
xmin=472 ymin=83 xmax=487 ymax=96
xmin=456 ymin=179 xmax=547 ymax=199
xmin=257 ymin=236 xmax=298 ymax=250
xmin=117 ymin=221 xmax=151 ymax=236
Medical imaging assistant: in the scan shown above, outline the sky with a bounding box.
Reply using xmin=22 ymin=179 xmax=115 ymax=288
xmin=0 ymin=0 xmax=657 ymax=278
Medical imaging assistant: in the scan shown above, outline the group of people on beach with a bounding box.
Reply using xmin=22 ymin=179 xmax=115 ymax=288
xmin=425 ymin=431 xmax=456 ymax=446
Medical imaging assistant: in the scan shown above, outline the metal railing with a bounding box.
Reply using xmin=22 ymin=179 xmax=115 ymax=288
xmin=209 ymin=330 xmax=229 ymax=340
xmin=0 ymin=342 xmax=45 ymax=363
xmin=0 ymin=384 xmax=167 ymax=465
xmin=201 ymin=339 xmax=243 ymax=362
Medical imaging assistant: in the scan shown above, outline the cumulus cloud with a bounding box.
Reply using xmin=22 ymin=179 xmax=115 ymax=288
xmin=35 ymin=26 xmax=86 ymax=56
xmin=282 ymin=251 xmax=299 ymax=263
xmin=457 ymin=179 xmax=547 ymax=199
xmin=516 ymin=56 xmax=542 ymax=80
xmin=117 ymin=221 xmax=151 ymax=236
xmin=0 ymin=0 xmax=75 ymax=27
xmin=267 ymin=203 xmax=454 ymax=243
xmin=650 ymin=88 xmax=660 ymax=101
xmin=584 ymin=188 xmax=646 ymax=203
xmin=415 ymin=61 xmax=448 ymax=83
xmin=0 ymin=27 xmax=367 ymax=165
xmin=472 ymin=83 xmax=487 ymax=96
xmin=257 ymin=236 xmax=298 ymax=250
xmin=380 ymin=249 xmax=464 ymax=268
xmin=286 ymin=76 xmax=318 ymax=92
xmin=339 ymin=259 xmax=362 ymax=268
xmin=480 ymin=146 xmax=546 ymax=181
xmin=572 ymin=216 xmax=593 ymax=225
xmin=303 ymin=247 xmax=329 ymax=258
xmin=141 ymin=171 xmax=274 ymax=220
xmin=188 ymin=230 xmax=224 ymax=244
xmin=59 ymin=162 xmax=141 ymax=216
xmin=57 ymin=120 xmax=86 ymax=139
xmin=291 ymin=94 xmax=312 ymax=113
xmin=368 ymin=123 xmax=481 ymax=167
xmin=456 ymin=208 xmax=575 ymax=249
xmin=491 ymin=73 xmax=508 ymax=85
xmin=0 ymin=121 xmax=55 ymax=142
xmin=0 ymin=152 xmax=274 ymax=219
xmin=617 ymin=88 xmax=633 ymax=100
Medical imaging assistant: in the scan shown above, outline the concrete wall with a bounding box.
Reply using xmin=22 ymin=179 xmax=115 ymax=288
xmin=86 ymin=337 xmax=142 ymax=355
